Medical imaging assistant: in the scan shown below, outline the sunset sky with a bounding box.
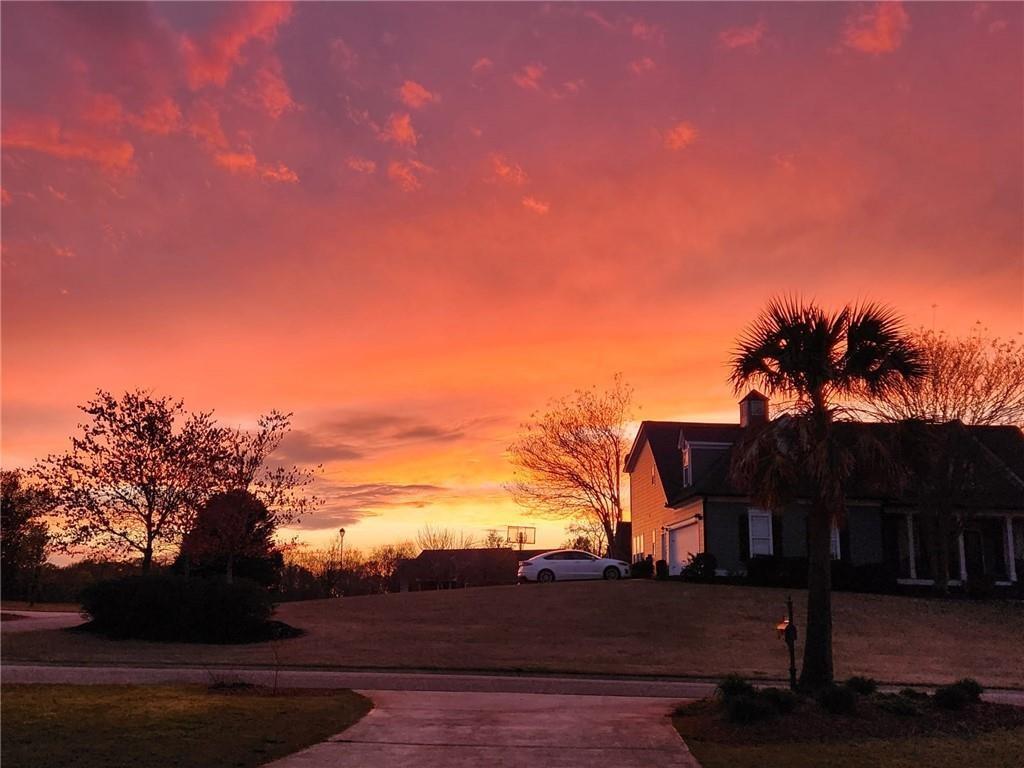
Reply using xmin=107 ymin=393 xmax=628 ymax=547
xmin=2 ymin=2 xmax=1022 ymax=552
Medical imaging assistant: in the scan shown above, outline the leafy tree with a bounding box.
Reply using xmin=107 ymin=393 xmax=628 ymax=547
xmin=507 ymin=375 xmax=632 ymax=556
xmin=729 ymin=298 xmax=923 ymax=689
xmin=35 ymin=391 xmax=225 ymax=572
xmin=180 ymin=490 xmax=280 ymax=585
xmin=1 ymin=470 xmax=52 ymax=601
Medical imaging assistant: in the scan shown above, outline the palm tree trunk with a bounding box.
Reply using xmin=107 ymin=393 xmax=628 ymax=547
xmin=800 ymin=504 xmax=834 ymax=690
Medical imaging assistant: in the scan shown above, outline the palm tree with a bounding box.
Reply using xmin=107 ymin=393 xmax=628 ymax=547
xmin=729 ymin=297 xmax=924 ymax=690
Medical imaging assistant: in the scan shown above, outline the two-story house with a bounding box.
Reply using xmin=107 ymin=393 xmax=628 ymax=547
xmin=624 ymin=391 xmax=1024 ymax=588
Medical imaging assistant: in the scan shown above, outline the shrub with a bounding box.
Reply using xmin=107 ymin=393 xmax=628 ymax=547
xmin=631 ymin=558 xmax=654 ymax=579
xmin=899 ymin=687 xmax=929 ymax=700
xmin=717 ymin=674 xmax=756 ymax=700
xmin=680 ymin=552 xmax=717 ymax=583
xmin=817 ymin=684 xmax=858 ymax=715
xmin=81 ymin=574 xmax=276 ymax=643
xmin=760 ymin=687 xmax=799 ymax=714
xmin=725 ymin=693 xmax=776 ymax=724
xmin=876 ymin=693 xmax=922 ymax=717
xmin=655 ymin=559 xmax=670 ymax=580
xmin=952 ymin=678 xmax=984 ymax=702
xmin=933 ymin=684 xmax=969 ymax=710
xmin=845 ymin=676 xmax=879 ymax=695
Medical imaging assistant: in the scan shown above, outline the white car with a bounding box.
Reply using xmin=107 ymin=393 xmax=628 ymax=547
xmin=517 ymin=549 xmax=631 ymax=583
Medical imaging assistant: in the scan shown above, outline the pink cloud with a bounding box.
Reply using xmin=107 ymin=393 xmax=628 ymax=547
xmin=629 ymin=18 xmax=665 ymax=45
xmin=397 ymin=80 xmax=439 ymax=109
xmin=512 ymin=63 xmax=546 ymax=91
xmin=388 ymin=159 xmax=433 ymax=192
xmin=330 ymin=38 xmax=358 ymax=72
xmin=719 ymin=20 xmax=767 ymax=50
xmin=187 ymin=100 xmax=229 ymax=148
xmin=3 ymin=115 xmax=134 ymax=171
xmin=81 ymin=92 xmax=125 ymax=127
xmin=521 ymin=196 xmax=550 ymax=215
xmin=471 ymin=57 xmax=494 ymax=78
xmin=842 ymin=2 xmax=910 ymax=54
xmin=243 ymin=58 xmax=297 ymax=118
xmin=346 ymin=156 xmax=377 ymax=174
xmin=1 ymin=188 xmax=12 ymax=206
xmin=629 ymin=57 xmax=656 ymax=75
xmin=378 ymin=112 xmax=418 ymax=147
xmin=181 ymin=1 xmax=293 ymax=89
xmin=489 ymin=153 xmax=527 ymax=185
xmin=213 ymin=150 xmax=298 ymax=183
xmin=131 ymin=97 xmax=183 ymax=135
xmin=664 ymin=121 xmax=698 ymax=151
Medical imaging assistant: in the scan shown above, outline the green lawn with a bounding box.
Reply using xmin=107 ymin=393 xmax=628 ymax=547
xmin=0 ymin=685 xmax=370 ymax=768
xmin=4 ymin=581 xmax=1023 ymax=688
xmin=687 ymin=730 xmax=1024 ymax=768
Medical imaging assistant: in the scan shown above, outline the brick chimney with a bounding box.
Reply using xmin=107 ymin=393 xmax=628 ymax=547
xmin=739 ymin=390 xmax=769 ymax=427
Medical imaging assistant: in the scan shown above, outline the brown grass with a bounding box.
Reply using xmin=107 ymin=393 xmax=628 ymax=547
xmin=3 ymin=581 xmax=1022 ymax=687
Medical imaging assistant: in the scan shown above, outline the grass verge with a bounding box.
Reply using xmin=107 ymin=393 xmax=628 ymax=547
xmin=0 ymin=684 xmax=371 ymax=768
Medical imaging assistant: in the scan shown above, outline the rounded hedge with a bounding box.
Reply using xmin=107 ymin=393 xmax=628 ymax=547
xmin=80 ymin=573 xmax=276 ymax=643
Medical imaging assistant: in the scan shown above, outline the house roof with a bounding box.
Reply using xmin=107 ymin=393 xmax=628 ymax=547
xmin=626 ymin=417 xmax=1024 ymax=510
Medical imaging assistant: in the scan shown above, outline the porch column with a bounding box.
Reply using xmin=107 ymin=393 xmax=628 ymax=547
xmin=957 ymin=532 xmax=968 ymax=582
xmin=1006 ymin=516 xmax=1018 ymax=583
xmin=905 ymin=513 xmax=917 ymax=580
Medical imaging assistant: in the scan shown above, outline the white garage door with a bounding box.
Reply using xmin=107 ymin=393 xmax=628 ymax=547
xmin=668 ymin=522 xmax=701 ymax=575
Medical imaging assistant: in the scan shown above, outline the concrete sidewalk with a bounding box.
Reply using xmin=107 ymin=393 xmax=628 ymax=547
xmin=267 ymin=690 xmax=700 ymax=768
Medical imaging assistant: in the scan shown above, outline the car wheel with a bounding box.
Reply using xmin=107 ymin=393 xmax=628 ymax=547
xmin=537 ymin=569 xmax=555 ymax=583
xmin=603 ymin=566 xmax=621 ymax=580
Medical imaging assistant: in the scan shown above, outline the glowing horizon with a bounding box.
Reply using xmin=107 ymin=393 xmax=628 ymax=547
xmin=2 ymin=2 xmax=1021 ymax=553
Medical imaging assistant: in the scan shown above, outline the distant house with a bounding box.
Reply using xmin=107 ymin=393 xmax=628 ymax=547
xmin=396 ymin=547 xmax=551 ymax=591
xmin=624 ymin=391 xmax=1024 ymax=588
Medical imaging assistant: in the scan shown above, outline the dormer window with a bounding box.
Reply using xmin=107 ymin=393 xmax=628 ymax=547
xmin=682 ymin=442 xmax=692 ymax=486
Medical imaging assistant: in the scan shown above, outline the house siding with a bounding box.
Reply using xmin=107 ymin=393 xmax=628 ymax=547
xmin=628 ymin=440 xmax=677 ymax=560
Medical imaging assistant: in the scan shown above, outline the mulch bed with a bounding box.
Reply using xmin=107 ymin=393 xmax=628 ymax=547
xmin=674 ymin=695 xmax=1024 ymax=745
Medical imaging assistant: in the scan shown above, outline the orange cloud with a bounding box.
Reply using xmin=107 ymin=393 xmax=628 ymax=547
xmin=842 ymin=2 xmax=910 ymax=54
xmin=244 ymin=59 xmax=297 ymax=118
xmin=489 ymin=153 xmax=528 ymax=185
xmin=513 ymin=63 xmax=546 ymax=91
xmin=388 ymin=159 xmax=433 ymax=192
xmin=1 ymin=188 xmax=12 ymax=206
xmin=81 ymin=92 xmax=125 ymax=126
xmin=720 ymin=20 xmax=767 ymax=50
xmin=347 ymin=156 xmax=377 ymax=174
xmin=398 ymin=80 xmax=439 ymax=109
xmin=629 ymin=57 xmax=656 ymax=75
xmin=378 ymin=112 xmax=418 ymax=147
xmin=3 ymin=115 xmax=134 ymax=170
xmin=664 ymin=121 xmax=698 ymax=151
xmin=181 ymin=1 xmax=293 ymax=89
xmin=521 ymin=196 xmax=550 ymax=215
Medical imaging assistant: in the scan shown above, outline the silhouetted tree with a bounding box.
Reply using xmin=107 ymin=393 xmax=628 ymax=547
xmin=415 ymin=524 xmax=476 ymax=550
xmin=729 ymin=298 xmax=923 ymax=690
xmin=180 ymin=490 xmax=279 ymax=585
xmin=561 ymin=520 xmax=607 ymax=555
xmin=507 ymin=375 xmax=632 ymax=556
xmin=1 ymin=470 xmax=52 ymax=601
xmin=36 ymin=391 xmax=225 ymax=572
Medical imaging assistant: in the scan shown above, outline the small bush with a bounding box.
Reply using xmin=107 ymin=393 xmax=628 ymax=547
xmin=952 ymin=678 xmax=984 ymax=702
xmin=680 ymin=552 xmax=717 ymax=583
xmin=81 ymin=574 xmax=276 ymax=643
xmin=631 ymin=558 xmax=654 ymax=579
xmin=845 ymin=676 xmax=879 ymax=695
xmin=898 ymin=687 xmax=929 ymax=700
xmin=655 ymin=559 xmax=670 ymax=580
xmin=760 ymin=687 xmax=799 ymax=714
xmin=818 ymin=684 xmax=858 ymax=715
xmin=875 ymin=693 xmax=922 ymax=717
xmin=717 ymin=674 xmax=755 ymax=700
xmin=933 ymin=684 xmax=969 ymax=710
xmin=725 ymin=693 xmax=776 ymax=724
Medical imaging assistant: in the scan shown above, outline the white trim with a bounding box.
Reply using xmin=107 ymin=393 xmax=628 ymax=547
xmin=957 ymin=533 xmax=968 ymax=582
xmin=905 ymin=513 xmax=917 ymax=580
xmin=685 ymin=441 xmax=733 ymax=449
xmin=665 ymin=517 xmax=701 ymax=531
xmin=830 ymin=524 xmax=841 ymax=560
xmin=1005 ymin=516 xmax=1017 ymax=582
xmin=748 ymin=508 xmax=773 ymax=557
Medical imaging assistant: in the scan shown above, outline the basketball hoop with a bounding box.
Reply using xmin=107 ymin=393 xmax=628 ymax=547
xmin=506 ymin=525 xmax=536 ymax=552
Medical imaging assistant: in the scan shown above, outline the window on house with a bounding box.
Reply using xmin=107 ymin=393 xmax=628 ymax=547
xmin=633 ymin=534 xmax=644 ymax=562
xmin=748 ymin=509 xmax=773 ymax=557
xmin=749 ymin=400 xmax=765 ymax=416
xmin=681 ymin=442 xmax=692 ymax=486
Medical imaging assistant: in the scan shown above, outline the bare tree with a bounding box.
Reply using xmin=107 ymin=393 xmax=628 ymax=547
xmin=561 ymin=520 xmax=607 ymax=556
xmin=507 ymin=375 xmax=632 ymax=556
xmin=416 ymin=524 xmax=476 ymax=550
xmin=867 ymin=328 xmax=1024 ymax=426
xmin=36 ymin=391 xmax=225 ymax=571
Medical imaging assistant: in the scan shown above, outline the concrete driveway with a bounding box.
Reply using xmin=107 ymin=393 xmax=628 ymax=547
xmin=268 ymin=690 xmax=700 ymax=768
